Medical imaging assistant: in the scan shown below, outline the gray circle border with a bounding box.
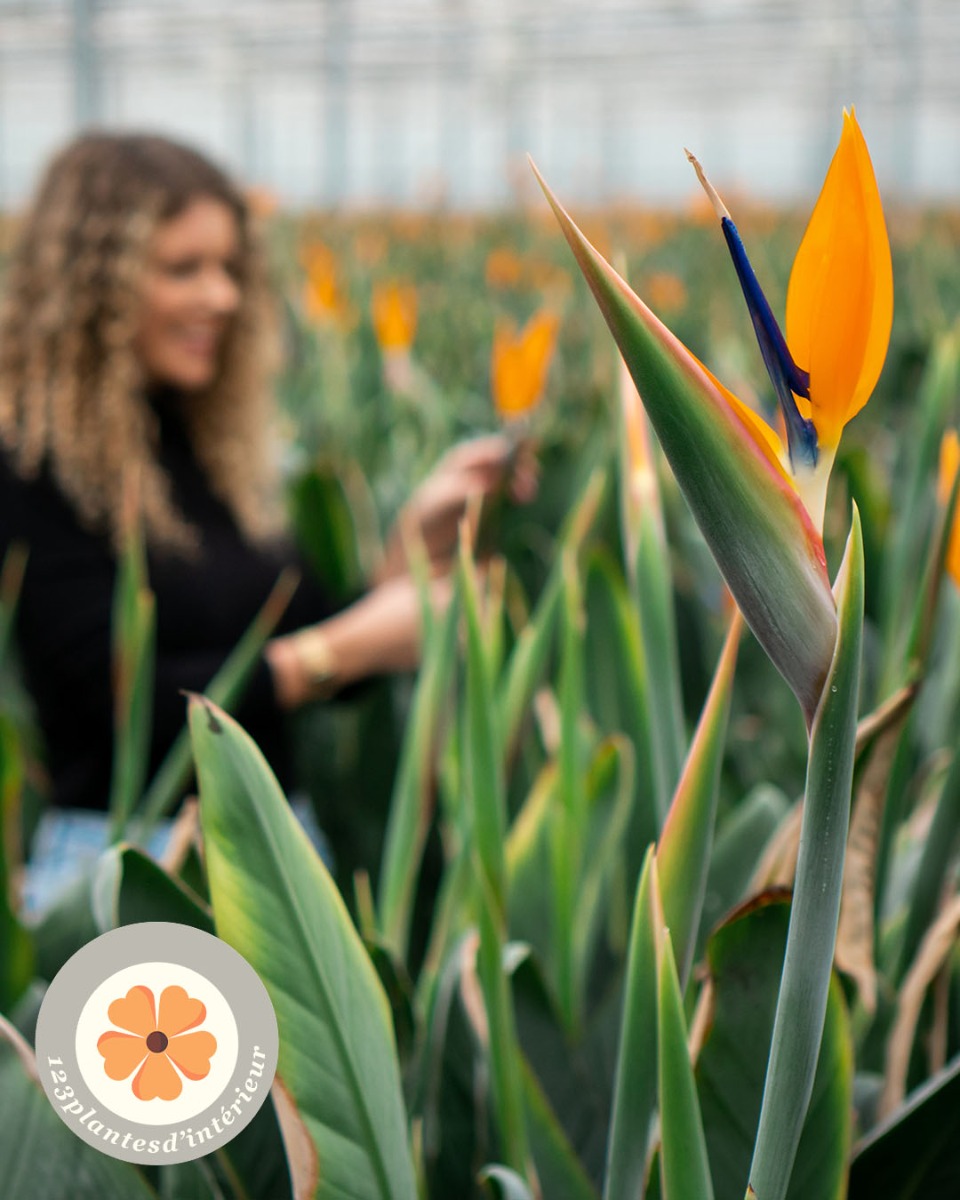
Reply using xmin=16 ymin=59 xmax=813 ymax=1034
xmin=35 ymin=922 xmax=278 ymax=1165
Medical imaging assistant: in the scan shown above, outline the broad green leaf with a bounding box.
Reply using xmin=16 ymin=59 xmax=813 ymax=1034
xmin=657 ymin=613 xmax=741 ymax=989
xmin=190 ymin=698 xmax=417 ymax=1200
xmin=748 ymin=510 xmax=864 ymax=1200
xmin=696 ymin=894 xmax=852 ymax=1200
xmin=91 ymin=844 xmax=213 ymax=934
xmin=0 ymin=1016 xmax=157 ymax=1199
xmin=849 ymin=1052 xmax=960 ymax=1198
xmin=604 ymin=847 xmax=659 ymax=1200
xmin=657 ymin=925 xmax=715 ymax=1200
xmin=532 ymin=163 xmax=837 ymax=724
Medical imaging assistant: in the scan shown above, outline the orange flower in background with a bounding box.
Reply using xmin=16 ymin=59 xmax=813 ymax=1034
xmin=492 ymin=310 xmax=559 ymax=422
xmin=939 ymin=429 xmax=960 ymax=587
xmin=645 ymin=270 xmax=687 ymax=314
xmin=485 ymin=246 xmax=524 ymax=289
xmin=372 ymin=280 xmax=418 ymax=352
xmin=97 ymin=984 xmax=217 ymax=1101
xmin=302 ymin=242 xmax=353 ymax=328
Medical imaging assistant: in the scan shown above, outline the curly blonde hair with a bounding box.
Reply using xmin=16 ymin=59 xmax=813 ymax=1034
xmin=0 ymin=132 xmax=283 ymax=553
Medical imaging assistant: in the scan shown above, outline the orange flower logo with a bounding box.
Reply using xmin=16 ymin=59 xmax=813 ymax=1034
xmin=97 ymin=985 xmax=217 ymax=1101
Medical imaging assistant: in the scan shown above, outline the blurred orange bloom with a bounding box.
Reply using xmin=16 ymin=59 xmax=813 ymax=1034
xmin=372 ymin=280 xmax=418 ymax=352
xmin=97 ymin=984 xmax=217 ymax=1102
xmin=492 ymin=310 xmax=559 ymax=422
xmin=485 ymin=247 xmax=524 ymax=288
xmin=302 ymin=242 xmax=351 ymax=328
xmin=645 ymin=271 xmax=687 ymax=314
xmin=938 ymin=429 xmax=960 ymax=587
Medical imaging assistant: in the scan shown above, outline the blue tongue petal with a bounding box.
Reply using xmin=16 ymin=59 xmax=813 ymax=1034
xmin=719 ymin=215 xmax=818 ymax=469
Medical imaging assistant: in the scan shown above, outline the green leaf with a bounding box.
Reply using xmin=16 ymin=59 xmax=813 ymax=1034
xmin=532 ymin=163 xmax=837 ymax=724
xmin=134 ymin=568 xmax=299 ymax=835
xmin=583 ymin=550 xmax=660 ymax=876
xmin=554 ymin=553 xmax=588 ymax=1030
xmin=506 ymin=763 xmax=558 ymax=965
xmin=635 ymin=506 xmax=686 ymax=812
xmin=657 ymin=614 xmax=741 ymax=989
xmin=700 ymin=784 xmax=791 ymax=947
xmin=604 ymin=847 xmax=659 ymax=1200
xmin=460 ymin=537 xmax=531 ymax=1181
xmin=419 ymin=936 xmax=491 ymax=1200
xmin=0 ymin=716 xmax=33 ymax=1010
xmin=520 ymin=1058 xmax=600 ymax=1200
xmin=498 ymin=469 xmax=605 ymax=765
xmin=748 ymin=510 xmax=864 ymax=1200
xmin=378 ymin=583 xmax=460 ymax=959
xmin=478 ymin=1165 xmax=535 ymax=1200
xmin=849 ymin=1052 xmax=960 ymax=1198
xmin=289 ymin=465 xmax=364 ymax=603
xmin=0 ymin=1015 xmax=158 ymax=1199
xmin=696 ymin=893 xmax=853 ymax=1200
xmin=108 ymin=520 xmax=156 ymax=839
xmin=897 ymin=744 xmax=960 ymax=980
xmin=190 ymin=697 xmax=417 ymax=1200
xmin=657 ymin=923 xmax=715 ymax=1200
xmin=91 ymin=844 xmax=213 ymax=934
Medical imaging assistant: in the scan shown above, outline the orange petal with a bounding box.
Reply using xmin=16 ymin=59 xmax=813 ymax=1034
xmin=132 ymin=1051 xmax=183 ymax=1101
xmin=939 ymin=430 xmax=960 ymax=587
xmin=97 ymin=1031 xmax=148 ymax=1081
xmin=492 ymin=310 xmax=558 ymax=420
xmin=157 ymin=985 xmax=206 ymax=1037
xmin=786 ymin=109 xmax=893 ymax=447
xmin=372 ymin=281 xmax=417 ymax=351
xmin=166 ymin=1031 xmax=218 ymax=1081
xmin=107 ymin=985 xmax=156 ymax=1037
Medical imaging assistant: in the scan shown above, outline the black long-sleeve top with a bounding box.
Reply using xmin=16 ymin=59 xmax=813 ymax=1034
xmin=0 ymin=402 xmax=337 ymax=810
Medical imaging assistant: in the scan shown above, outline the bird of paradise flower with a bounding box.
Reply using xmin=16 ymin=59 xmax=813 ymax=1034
xmin=531 ymin=108 xmax=892 ymax=723
xmin=491 ymin=309 xmax=559 ymax=424
xmin=97 ymin=984 xmax=217 ymax=1101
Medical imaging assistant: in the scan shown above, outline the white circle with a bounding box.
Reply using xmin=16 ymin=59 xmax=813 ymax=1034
xmin=75 ymin=961 xmax=239 ymax=1126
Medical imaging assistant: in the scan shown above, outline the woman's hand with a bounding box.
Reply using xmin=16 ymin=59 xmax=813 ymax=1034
xmin=380 ymin=434 xmax=538 ymax=580
xmin=266 ymin=573 xmax=454 ymax=709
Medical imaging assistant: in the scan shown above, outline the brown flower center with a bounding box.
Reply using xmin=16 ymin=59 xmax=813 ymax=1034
xmin=146 ymin=1030 xmax=169 ymax=1054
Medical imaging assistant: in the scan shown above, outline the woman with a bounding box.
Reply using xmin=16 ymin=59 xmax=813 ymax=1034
xmin=0 ymin=132 xmax=525 ymax=820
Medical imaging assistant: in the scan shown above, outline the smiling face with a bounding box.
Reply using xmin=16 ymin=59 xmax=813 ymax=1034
xmin=135 ymin=196 xmax=242 ymax=392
